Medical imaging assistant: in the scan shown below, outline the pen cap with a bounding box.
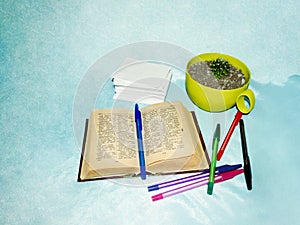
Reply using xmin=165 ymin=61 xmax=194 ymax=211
xmin=207 ymin=182 xmax=214 ymax=195
xmin=135 ymin=104 xmax=143 ymax=129
xmin=140 ymin=167 xmax=147 ymax=180
xmin=214 ymin=124 xmax=220 ymax=140
xmin=152 ymin=194 xmax=163 ymax=202
xmin=148 ymin=185 xmax=159 ymax=192
xmin=244 ymin=164 xmax=252 ymax=190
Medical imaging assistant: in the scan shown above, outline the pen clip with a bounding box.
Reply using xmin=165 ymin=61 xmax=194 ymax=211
xmin=135 ymin=104 xmax=142 ymax=130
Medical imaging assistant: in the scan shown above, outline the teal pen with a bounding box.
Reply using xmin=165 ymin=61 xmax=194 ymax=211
xmin=207 ymin=124 xmax=220 ymax=195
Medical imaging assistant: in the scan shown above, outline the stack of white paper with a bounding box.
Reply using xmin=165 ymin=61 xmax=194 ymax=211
xmin=112 ymin=59 xmax=172 ymax=104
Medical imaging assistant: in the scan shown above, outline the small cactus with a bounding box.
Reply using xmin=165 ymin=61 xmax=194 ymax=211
xmin=209 ymin=58 xmax=230 ymax=79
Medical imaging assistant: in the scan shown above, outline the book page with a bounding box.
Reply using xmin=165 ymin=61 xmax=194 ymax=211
xmin=84 ymin=109 xmax=139 ymax=173
xmin=148 ymin=111 xmax=209 ymax=174
xmin=141 ymin=102 xmax=195 ymax=165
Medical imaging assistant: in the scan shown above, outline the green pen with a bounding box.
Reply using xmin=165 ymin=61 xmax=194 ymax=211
xmin=207 ymin=124 xmax=221 ymax=195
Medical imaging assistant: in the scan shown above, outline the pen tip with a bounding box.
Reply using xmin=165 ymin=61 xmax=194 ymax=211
xmin=207 ymin=182 xmax=214 ymax=195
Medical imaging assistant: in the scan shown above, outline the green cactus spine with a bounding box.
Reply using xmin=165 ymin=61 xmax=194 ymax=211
xmin=209 ymin=58 xmax=230 ymax=79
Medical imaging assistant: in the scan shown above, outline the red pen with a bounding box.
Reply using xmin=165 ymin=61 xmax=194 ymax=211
xmin=217 ymin=110 xmax=243 ymax=161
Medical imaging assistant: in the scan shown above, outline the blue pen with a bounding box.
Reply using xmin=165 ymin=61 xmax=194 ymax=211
xmin=147 ymin=164 xmax=242 ymax=191
xmin=135 ymin=104 xmax=146 ymax=180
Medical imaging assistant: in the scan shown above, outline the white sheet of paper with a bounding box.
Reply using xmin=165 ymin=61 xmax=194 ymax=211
xmin=112 ymin=59 xmax=172 ymax=104
xmin=112 ymin=60 xmax=172 ymax=90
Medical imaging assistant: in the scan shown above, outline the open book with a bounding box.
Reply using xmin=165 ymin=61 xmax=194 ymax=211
xmin=78 ymin=102 xmax=209 ymax=181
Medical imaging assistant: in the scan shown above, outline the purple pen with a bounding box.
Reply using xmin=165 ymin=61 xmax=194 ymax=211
xmin=147 ymin=164 xmax=242 ymax=192
xmin=152 ymin=168 xmax=244 ymax=202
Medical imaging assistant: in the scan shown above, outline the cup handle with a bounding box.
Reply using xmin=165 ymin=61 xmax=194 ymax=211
xmin=236 ymin=89 xmax=256 ymax=114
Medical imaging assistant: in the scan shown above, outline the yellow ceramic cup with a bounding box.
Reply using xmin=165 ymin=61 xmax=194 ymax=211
xmin=186 ymin=53 xmax=255 ymax=113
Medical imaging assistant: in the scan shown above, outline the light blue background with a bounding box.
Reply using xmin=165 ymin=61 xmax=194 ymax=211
xmin=1 ymin=1 xmax=299 ymax=224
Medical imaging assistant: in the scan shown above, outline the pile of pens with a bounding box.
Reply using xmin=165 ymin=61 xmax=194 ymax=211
xmin=147 ymin=110 xmax=252 ymax=202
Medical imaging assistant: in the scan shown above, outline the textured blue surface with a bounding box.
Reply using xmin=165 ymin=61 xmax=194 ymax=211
xmin=1 ymin=1 xmax=300 ymax=224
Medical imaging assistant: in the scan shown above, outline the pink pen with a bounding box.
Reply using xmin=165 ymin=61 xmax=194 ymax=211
xmin=151 ymin=168 xmax=244 ymax=202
